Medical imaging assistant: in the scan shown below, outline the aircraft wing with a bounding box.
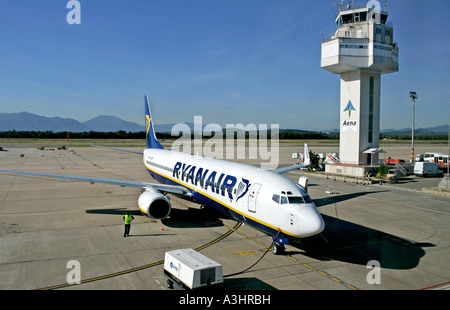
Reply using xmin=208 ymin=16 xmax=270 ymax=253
xmin=271 ymin=143 xmax=311 ymax=174
xmin=271 ymin=164 xmax=303 ymax=174
xmin=0 ymin=169 xmax=192 ymax=197
xmin=92 ymin=144 xmax=185 ymax=153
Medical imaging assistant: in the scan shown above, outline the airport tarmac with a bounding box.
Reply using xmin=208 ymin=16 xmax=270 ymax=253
xmin=0 ymin=142 xmax=449 ymax=290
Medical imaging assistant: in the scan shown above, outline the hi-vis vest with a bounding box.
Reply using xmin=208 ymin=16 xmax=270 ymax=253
xmin=124 ymin=215 xmax=133 ymax=224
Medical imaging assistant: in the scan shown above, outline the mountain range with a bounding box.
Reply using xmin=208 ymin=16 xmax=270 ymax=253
xmin=0 ymin=112 xmax=203 ymax=133
xmin=0 ymin=111 xmax=448 ymax=135
xmin=0 ymin=112 xmax=143 ymax=132
xmin=381 ymin=125 xmax=449 ymax=137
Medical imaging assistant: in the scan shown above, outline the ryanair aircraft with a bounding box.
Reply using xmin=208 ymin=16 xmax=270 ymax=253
xmin=0 ymin=96 xmax=324 ymax=254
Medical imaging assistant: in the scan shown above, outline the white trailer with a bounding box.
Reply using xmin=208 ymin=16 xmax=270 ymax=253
xmin=164 ymin=248 xmax=223 ymax=290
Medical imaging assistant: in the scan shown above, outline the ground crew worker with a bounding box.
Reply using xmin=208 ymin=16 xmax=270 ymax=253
xmin=123 ymin=211 xmax=134 ymax=237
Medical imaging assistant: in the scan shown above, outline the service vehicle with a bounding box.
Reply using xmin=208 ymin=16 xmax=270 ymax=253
xmin=414 ymin=162 xmax=444 ymax=177
xmin=164 ymin=248 xmax=223 ymax=290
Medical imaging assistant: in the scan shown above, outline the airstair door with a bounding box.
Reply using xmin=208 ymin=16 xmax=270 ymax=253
xmin=248 ymin=183 xmax=261 ymax=213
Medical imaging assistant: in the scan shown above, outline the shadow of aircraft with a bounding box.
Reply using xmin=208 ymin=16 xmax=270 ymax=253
xmin=224 ymin=277 xmax=277 ymax=290
xmin=162 ymin=207 xmax=224 ymax=229
xmin=313 ymin=190 xmax=389 ymax=208
xmin=290 ymin=214 xmax=435 ymax=270
xmin=86 ymin=207 xmax=224 ymax=229
xmin=86 ymin=208 xmax=142 ymax=216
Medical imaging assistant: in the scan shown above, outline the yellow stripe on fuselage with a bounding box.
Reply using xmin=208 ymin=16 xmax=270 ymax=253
xmin=143 ymin=162 xmax=302 ymax=238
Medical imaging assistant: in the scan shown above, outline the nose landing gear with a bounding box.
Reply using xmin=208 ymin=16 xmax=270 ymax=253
xmin=271 ymin=242 xmax=285 ymax=255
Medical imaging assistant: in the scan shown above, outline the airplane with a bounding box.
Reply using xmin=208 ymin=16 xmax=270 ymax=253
xmin=0 ymin=96 xmax=325 ymax=255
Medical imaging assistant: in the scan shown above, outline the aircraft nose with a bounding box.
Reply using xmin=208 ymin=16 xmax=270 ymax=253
xmin=297 ymin=204 xmax=325 ymax=237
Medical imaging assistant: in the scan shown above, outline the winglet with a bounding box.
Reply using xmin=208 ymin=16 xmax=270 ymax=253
xmin=303 ymin=143 xmax=310 ymax=166
xmin=271 ymin=143 xmax=311 ymax=174
xmin=145 ymin=95 xmax=164 ymax=149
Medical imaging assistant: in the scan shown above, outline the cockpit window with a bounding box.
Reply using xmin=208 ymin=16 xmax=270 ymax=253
xmin=274 ymin=193 xmax=312 ymax=204
xmin=272 ymin=194 xmax=280 ymax=204
xmin=302 ymin=194 xmax=312 ymax=203
xmin=287 ymin=195 xmax=313 ymax=204
xmin=288 ymin=196 xmax=305 ymax=204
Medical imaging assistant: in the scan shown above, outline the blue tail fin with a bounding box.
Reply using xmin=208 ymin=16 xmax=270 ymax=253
xmin=145 ymin=95 xmax=164 ymax=149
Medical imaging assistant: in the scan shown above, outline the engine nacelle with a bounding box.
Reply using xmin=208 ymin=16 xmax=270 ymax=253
xmin=138 ymin=188 xmax=171 ymax=220
xmin=298 ymin=176 xmax=309 ymax=193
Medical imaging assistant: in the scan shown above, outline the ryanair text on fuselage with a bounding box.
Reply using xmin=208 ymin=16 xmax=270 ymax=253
xmin=172 ymin=161 xmax=251 ymax=202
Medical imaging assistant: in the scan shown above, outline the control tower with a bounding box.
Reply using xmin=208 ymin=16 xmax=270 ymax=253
xmin=321 ymin=1 xmax=398 ymax=168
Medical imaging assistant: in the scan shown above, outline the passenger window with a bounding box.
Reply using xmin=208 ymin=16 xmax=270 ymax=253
xmin=281 ymin=196 xmax=288 ymax=204
xmin=272 ymin=194 xmax=280 ymax=204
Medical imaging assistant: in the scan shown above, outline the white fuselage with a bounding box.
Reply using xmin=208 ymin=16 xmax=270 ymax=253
xmin=143 ymin=148 xmax=324 ymax=239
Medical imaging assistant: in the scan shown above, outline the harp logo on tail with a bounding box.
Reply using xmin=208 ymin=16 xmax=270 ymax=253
xmin=146 ymin=115 xmax=151 ymax=136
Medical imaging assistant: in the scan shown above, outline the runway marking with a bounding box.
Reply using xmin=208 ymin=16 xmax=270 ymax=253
xmin=323 ymin=240 xmax=389 ymax=253
xmin=153 ymin=276 xmax=166 ymax=290
xmin=330 ymin=185 xmax=450 ymax=216
xmin=59 ymin=152 xmax=78 ymax=166
xmin=373 ymin=184 xmax=420 ymax=193
xmin=301 ymin=263 xmax=359 ymax=290
xmin=234 ymin=250 xmax=258 ymax=256
xmin=38 ymin=221 xmax=242 ymax=290
xmin=420 ymin=281 xmax=450 ymax=290
xmin=361 ymin=195 xmax=450 ymax=216
xmin=235 ymin=231 xmax=359 ymax=290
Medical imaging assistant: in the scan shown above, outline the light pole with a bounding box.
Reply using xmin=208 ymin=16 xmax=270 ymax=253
xmin=447 ymin=100 xmax=449 ymax=178
xmin=409 ymin=91 xmax=418 ymax=163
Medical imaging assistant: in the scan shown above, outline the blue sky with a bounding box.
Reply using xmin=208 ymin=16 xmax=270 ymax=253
xmin=0 ymin=0 xmax=449 ymax=130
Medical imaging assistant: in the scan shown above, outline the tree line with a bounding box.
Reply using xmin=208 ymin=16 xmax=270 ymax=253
xmin=380 ymin=133 xmax=449 ymax=140
xmin=1 ymin=130 xmax=446 ymax=140
xmin=0 ymin=129 xmax=338 ymax=140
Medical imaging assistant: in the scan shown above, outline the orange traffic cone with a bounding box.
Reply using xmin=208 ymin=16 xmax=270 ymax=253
xmin=160 ymin=224 xmax=164 ymax=231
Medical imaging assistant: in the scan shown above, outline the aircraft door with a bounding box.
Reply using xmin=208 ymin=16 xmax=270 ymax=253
xmin=248 ymin=183 xmax=261 ymax=213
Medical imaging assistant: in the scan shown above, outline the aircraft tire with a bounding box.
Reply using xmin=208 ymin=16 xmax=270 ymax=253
xmin=271 ymin=243 xmax=285 ymax=255
xmin=167 ymin=279 xmax=174 ymax=289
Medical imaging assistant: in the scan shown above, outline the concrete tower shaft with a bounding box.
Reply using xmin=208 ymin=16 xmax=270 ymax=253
xmin=321 ymin=1 xmax=399 ymax=166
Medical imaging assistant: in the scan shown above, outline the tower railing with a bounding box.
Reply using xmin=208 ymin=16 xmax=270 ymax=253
xmin=321 ymin=29 xmax=369 ymax=43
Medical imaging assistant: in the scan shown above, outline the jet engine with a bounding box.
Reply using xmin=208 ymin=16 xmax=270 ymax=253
xmin=297 ymin=176 xmax=309 ymax=193
xmin=138 ymin=188 xmax=171 ymax=220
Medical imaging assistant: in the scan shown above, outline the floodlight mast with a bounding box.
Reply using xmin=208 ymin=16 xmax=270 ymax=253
xmin=409 ymin=91 xmax=418 ymax=163
xmin=448 ymin=100 xmax=450 ymax=177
